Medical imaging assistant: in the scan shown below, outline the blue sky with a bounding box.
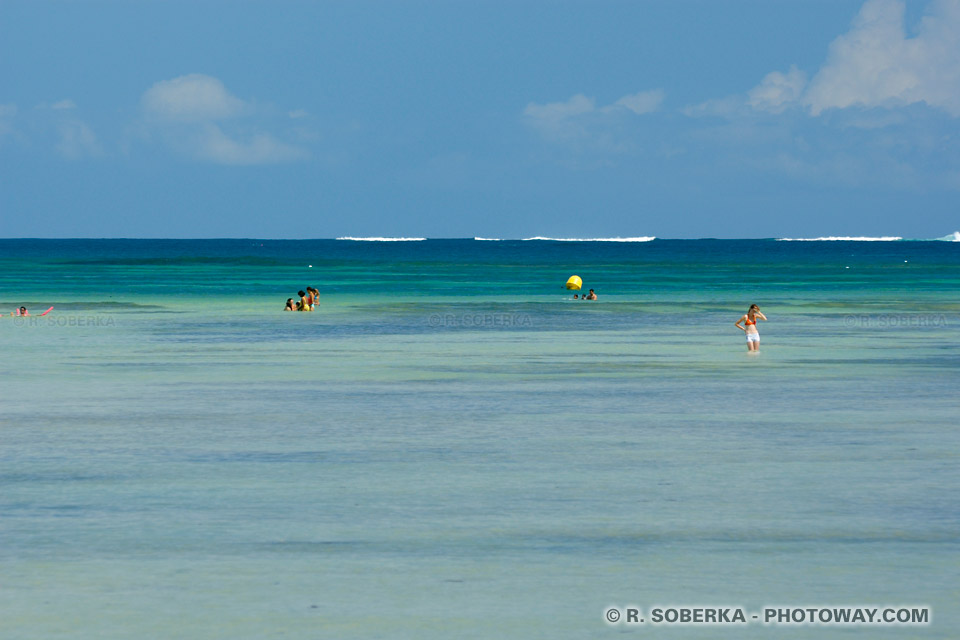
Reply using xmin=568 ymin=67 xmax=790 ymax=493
xmin=1 ymin=0 xmax=958 ymax=238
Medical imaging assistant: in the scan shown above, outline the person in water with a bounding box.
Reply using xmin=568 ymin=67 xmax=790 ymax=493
xmin=586 ymin=289 xmax=597 ymax=300
xmin=307 ymin=287 xmax=319 ymax=310
xmin=573 ymin=294 xmax=579 ymax=299
xmin=284 ymin=298 xmax=296 ymax=311
xmin=735 ymin=304 xmax=767 ymax=351
xmin=17 ymin=306 xmax=28 ymax=316
xmin=297 ymin=290 xmax=310 ymax=311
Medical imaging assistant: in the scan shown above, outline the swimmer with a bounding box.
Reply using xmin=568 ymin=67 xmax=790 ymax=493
xmin=307 ymin=287 xmax=319 ymax=310
xmin=17 ymin=306 xmax=28 ymax=316
xmin=297 ymin=290 xmax=309 ymax=311
xmin=284 ymin=298 xmax=296 ymax=311
xmin=573 ymin=294 xmax=579 ymax=299
xmin=586 ymin=289 xmax=597 ymax=300
xmin=735 ymin=304 xmax=767 ymax=352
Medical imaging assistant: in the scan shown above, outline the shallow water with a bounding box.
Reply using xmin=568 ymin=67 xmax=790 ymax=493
xmin=1 ymin=239 xmax=958 ymax=638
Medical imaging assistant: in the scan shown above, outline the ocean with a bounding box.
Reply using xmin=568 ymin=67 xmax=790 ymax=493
xmin=1 ymin=238 xmax=958 ymax=639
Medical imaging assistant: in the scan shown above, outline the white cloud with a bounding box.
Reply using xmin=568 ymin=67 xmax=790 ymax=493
xmin=524 ymin=90 xmax=664 ymax=145
xmin=56 ymin=121 xmax=102 ymax=159
xmin=612 ymin=89 xmax=665 ymax=115
xmin=524 ymin=94 xmax=596 ymax=124
xmin=748 ymin=66 xmax=807 ymax=113
xmin=139 ymin=74 xmax=308 ymax=165
xmin=192 ymin=124 xmax=308 ymax=165
xmin=142 ymin=74 xmax=246 ymax=123
xmin=523 ymin=94 xmax=598 ymax=145
xmin=691 ymin=0 xmax=960 ymax=119
xmin=51 ymin=99 xmax=76 ymax=110
xmin=687 ymin=71 xmax=807 ymax=118
xmin=803 ymin=0 xmax=960 ymax=116
xmin=525 ymin=90 xmax=665 ymax=125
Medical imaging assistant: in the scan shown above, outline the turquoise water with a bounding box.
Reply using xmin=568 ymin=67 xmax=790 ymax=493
xmin=1 ymin=239 xmax=958 ymax=639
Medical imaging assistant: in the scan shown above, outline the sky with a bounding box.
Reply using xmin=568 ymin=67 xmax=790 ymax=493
xmin=1 ymin=0 xmax=959 ymax=239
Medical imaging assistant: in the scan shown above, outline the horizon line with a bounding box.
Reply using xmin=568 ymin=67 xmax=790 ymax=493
xmin=1 ymin=235 xmax=957 ymax=242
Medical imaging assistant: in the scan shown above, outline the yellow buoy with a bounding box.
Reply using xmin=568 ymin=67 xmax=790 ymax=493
xmin=565 ymin=275 xmax=582 ymax=290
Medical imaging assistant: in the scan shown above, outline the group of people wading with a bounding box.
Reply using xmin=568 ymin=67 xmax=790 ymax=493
xmin=284 ymin=287 xmax=319 ymax=312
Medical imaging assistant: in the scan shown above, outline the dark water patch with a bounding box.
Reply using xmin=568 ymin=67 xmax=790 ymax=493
xmin=0 ymin=301 xmax=166 ymax=311
xmin=0 ymin=472 xmax=126 ymax=484
xmin=185 ymin=450 xmax=333 ymax=464
xmin=55 ymin=256 xmax=287 ymax=267
xmin=528 ymin=530 xmax=960 ymax=551
xmin=144 ymin=312 xmax=668 ymax=343
xmin=32 ymin=504 xmax=88 ymax=517
xmin=62 ymin=361 xmax=203 ymax=370
xmin=224 ymin=529 xmax=960 ymax=560
xmin=254 ymin=541 xmax=369 ymax=553
xmin=182 ymin=445 xmax=501 ymax=465
xmin=783 ymin=356 xmax=960 ymax=368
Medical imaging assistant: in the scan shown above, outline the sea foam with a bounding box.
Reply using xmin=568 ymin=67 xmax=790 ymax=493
xmin=936 ymin=231 xmax=960 ymax=242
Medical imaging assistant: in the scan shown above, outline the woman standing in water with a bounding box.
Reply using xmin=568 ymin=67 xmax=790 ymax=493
xmin=735 ymin=304 xmax=767 ymax=351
